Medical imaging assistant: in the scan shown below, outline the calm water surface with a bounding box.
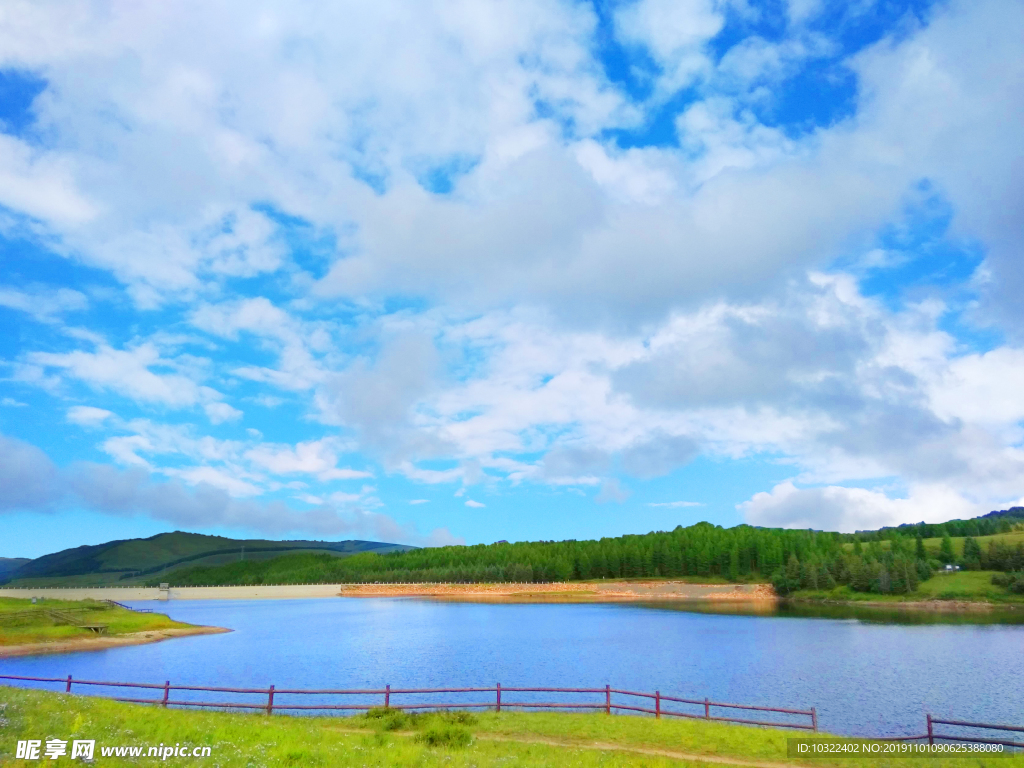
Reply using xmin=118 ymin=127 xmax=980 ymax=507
xmin=2 ymin=599 xmax=1022 ymax=738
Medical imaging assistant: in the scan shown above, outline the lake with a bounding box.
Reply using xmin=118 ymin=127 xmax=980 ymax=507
xmin=2 ymin=598 xmax=1022 ymax=738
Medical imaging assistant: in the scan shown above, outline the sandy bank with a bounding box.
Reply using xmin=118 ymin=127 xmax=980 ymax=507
xmin=0 ymin=625 xmax=231 ymax=658
xmin=338 ymin=581 xmax=777 ymax=601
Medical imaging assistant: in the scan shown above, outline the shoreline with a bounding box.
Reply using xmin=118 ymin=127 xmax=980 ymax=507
xmin=0 ymin=625 xmax=231 ymax=658
xmin=789 ymin=597 xmax=1019 ymax=612
xmin=2 ymin=582 xmax=1015 ymax=611
xmin=336 ymin=581 xmax=777 ymax=601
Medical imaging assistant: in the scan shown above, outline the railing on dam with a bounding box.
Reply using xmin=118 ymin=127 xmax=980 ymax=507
xmin=0 ymin=674 xmax=817 ymax=730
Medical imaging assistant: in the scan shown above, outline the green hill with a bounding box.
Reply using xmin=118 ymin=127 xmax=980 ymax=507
xmin=0 ymin=531 xmax=416 ymax=587
xmin=0 ymin=558 xmax=32 ymax=581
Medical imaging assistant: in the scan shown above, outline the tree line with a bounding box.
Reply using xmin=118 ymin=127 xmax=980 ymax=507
xmin=155 ymin=515 xmax=1024 ymax=594
xmin=850 ymin=507 xmax=1023 ymax=542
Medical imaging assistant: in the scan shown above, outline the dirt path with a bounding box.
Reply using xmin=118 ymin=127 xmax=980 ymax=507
xmin=325 ymin=726 xmax=803 ymax=767
xmin=0 ymin=625 xmax=230 ymax=658
xmin=477 ymin=733 xmax=804 ymax=767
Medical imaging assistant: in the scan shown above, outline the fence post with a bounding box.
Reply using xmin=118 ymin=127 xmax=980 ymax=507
xmin=605 ymin=685 xmax=611 ymax=715
xmin=496 ymin=683 xmax=501 ymax=713
xmin=655 ymin=691 xmax=661 ymax=719
xmin=927 ymin=714 xmax=933 ymax=746
xmin=266 ymin=685 xmax=275 ymax=715
xmin=385 ymin=684 xmax=390 ymax=709
xmin=704 ymin=698 xmax=710 ymax=720
xmin=811 ymin=707 xmax=817 ymax=732
xmin=162 ymin=681 xmax=169 ymax=708
xmin=66 ymin=675 xmax=72 ymax=693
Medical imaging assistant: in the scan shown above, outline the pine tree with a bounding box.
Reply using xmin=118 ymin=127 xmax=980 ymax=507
xmin=962 ymin=537 xmax=982 ymax=570
xmin=939 ymin=534 xmax=955 ymax=564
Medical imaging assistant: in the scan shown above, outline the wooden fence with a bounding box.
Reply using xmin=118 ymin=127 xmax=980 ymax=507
xmin=0 ymin=674 xmax=816 ymax=730
xmin=924 ymin=715 xmax=1024 ymax=749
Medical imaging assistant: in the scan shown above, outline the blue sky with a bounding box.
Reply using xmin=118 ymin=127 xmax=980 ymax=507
xmin=2 ymin=0 xmax=1023 ymax=558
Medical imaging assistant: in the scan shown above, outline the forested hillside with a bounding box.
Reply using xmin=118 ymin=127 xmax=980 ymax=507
xmin=157 ymin=512 xmax=1024 ymax=596
xmin=853 ymin=507 xmax=1024 ymax=541
xmin=2 ymin=532 xmax=415 ymax=586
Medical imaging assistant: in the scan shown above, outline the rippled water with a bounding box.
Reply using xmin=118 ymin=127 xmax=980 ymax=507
xmin=2 ymin=598 xmax=1022 ymax=738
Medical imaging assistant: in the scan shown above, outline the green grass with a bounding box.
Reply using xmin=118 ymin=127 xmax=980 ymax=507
xmin=792 ymin=571 xmax=1024 ymax=604
xmin=922 ymin=529 xmax=1024 ymax=558
xmin=4 ymin=686 xmax=1018 ymax=768
xmin=843 ymin=529 xmax=1024 ymax=558
xmin=0 ymin=597 xmax=191 ymax=646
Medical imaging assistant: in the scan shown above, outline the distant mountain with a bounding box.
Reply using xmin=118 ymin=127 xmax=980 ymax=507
xmin=0 ymin=531 xmax=416 ymax=587
xmin=979 ymin=507 xmax=1024 ymax=520
xmin=0 ymin=558 xmax=32 ymax=581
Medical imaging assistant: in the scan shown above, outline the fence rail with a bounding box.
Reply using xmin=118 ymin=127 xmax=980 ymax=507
xmin=924 ymin=715 xmax=1024 ymax=749
xmin=0 ymin=674 xmax=815 ymax=730
xmin=4 ymin=674 xmax=1020 ymax=748
xmin=103 ymin=599 xmax=153 ymax=613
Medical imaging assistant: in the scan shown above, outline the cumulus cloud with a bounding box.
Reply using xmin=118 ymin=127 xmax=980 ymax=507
xmin=614 ymin=0 xmax=723 ymax=96
xmin=738 ymin=481 xmax=982 ymax=533
xmin=1 ymin=0 xmax=1023 ymax=538
xmin=465 ymin=499 xmax=485 ymax=508
xmin=0 ymin=134 xmax=97 ymax=224
xmin=315 ymin=332 xmax=442 ymax=461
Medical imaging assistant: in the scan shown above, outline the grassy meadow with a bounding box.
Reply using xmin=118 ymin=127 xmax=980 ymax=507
xmin=791 ymin=571 xmax=1024 ymax=604
xmin=0 ymin=597 xmax=189 ymax=646
xmin=842 ymin=529 xmax=1024 ymax=559
xmin=3 ymin=685 xmax=1019 ymax=768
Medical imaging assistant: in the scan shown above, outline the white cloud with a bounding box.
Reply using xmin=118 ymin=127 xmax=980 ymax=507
xmin=66 ymin=405 xmax=113 ymax=426
xmin=0 ymin=430 xmax=457 ymax=543
xmin=409 ymin=499 xmax=429 ymax=504
xmin=169 ymin=465 xmax=263 ymax=497
xmin=204 ymin=401 xmax=243 ymax=424
xmin=1 ymin=397 xmax=28 ymax=407
xmin=27 ymin=343 xmax=206 ymax=408
xmin=595 ymin=479 xmax=630 ymax=504
xmin=613 ymin=0 xmax=723 ymax=96
xmin=0 ymin=0 xmax=1022 ymax=539
xmin=465 ymin=499 xmax=485 ymax=508
xmin=739 ymin=481 xmax=981 ymax=533
xmin=0 ymin=285 xmax=88 ymax=323
xmin=245 ymin=438 xmax=372 ymax=482
xmin=0 ymin=134 xmax=97 ymax=224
